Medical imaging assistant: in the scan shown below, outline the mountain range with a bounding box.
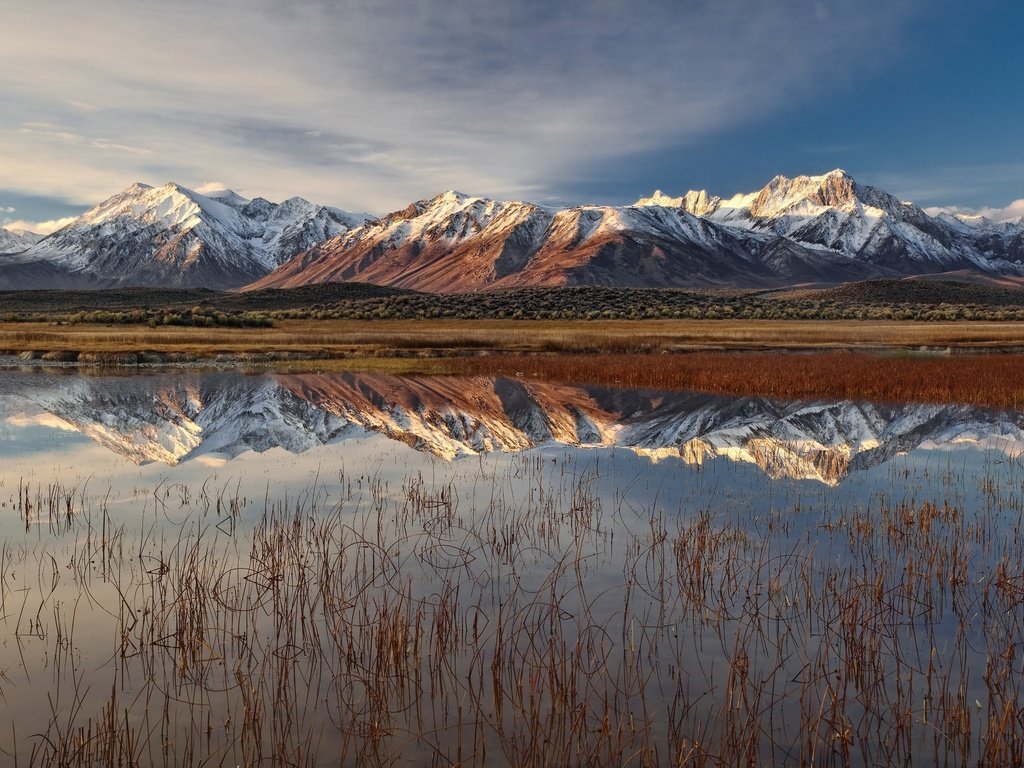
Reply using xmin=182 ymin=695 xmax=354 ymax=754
xmin=0 ymin=227 xmax=42 ymax=254
xmin=4 ymin=370 xmax=1023 ymax=484
xmin=3 ymin=170 xmax=1024 ymax=291
xmin=0 ymin=183 xmax=369 ymax=290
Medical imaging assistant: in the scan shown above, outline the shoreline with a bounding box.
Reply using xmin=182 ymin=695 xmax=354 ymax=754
xmin=5 ymin=345 xmax=1024 ymax=410
xmin=5 ymin=318 xmax=1024 ymax=360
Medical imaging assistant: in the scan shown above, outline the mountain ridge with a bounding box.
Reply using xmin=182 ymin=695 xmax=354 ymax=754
xmin=3 ymin=171 xmax=1024 ymax=291
xmin=251 ymin=169 xmax=1024 ymax=292
xmin=0 ymin=227 xmax=43 ymax=254
xmin=3 ymin=182 xmax=369 ymax=290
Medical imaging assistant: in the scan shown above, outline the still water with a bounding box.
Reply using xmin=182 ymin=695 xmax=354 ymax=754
xmin=1 ymin=369 xmax=1022 ymax=766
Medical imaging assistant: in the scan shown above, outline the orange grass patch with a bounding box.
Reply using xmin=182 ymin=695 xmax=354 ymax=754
xmin=449 ymin=351 xmax=1024 ymax=409
xmin=5 ymin=319 xmax=1024 ymax=355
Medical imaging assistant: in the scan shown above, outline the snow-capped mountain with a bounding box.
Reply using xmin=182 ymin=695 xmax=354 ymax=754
xmin=4 ymin=182 xmax=370 ymax=289
xmin=251 ymin=170 xmax=1024 ymax=292
xmin=649 ymin=169 xmax=999 ymax=272
xmin=4 ymin=171 xmax=1024 ymax=291
xmin=0 ymin=227 xmax=43 ymax=254
xmin=248 ymin=183 xmax=889 ymax=291
xmin=4 ymin=370 xmax=1024 ymax=484
xmin=250 ymin=191 xmax=563 ymax=291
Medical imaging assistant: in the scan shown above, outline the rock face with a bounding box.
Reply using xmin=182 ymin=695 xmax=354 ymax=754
xmin=0 ymin=227 xmax=43 ymax=254
xmin=249 ymin=170 xmax=1024 ymax=292
xmin=2 ymin=183 xmax=369 ymax=289
xmin=4 ymin=370 xmax=1023 ymax=484
xmin=5 ymin=170 xmax=1024 ymax=291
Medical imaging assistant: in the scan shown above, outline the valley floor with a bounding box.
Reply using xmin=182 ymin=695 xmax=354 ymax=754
xmin=3 ymin=319 xmax=1024 ymax=408
xmin=3 ymin=318 xmax=1024 ymax=358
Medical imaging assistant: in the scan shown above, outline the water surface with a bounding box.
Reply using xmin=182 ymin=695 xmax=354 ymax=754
xmin=1 ymin=369 xmax=1022 ymax=765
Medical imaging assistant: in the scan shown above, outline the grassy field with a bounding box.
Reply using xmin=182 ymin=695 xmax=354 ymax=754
xmin=452 ymin=351 xmax=1024 ymax=409
xmin=5 ymin=280 xmax=1024 ymax=325
xmin=5 ymin=318 xmax=1024 ymax=356
xmin=6 ymin=318 xmax=1024 ymax=407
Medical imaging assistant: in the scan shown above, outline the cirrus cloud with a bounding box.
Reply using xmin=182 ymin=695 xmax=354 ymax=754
xmin=0 ymin=0 xmax=930 ymax=216
xmin=3 ymin=216 xmax=78 ymax=235
xmin=926 ymin=200 xmax=1024 ymax=223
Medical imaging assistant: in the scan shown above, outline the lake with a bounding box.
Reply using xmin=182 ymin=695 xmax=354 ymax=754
xmin=1 ymin=368 xmax=1022 ymax=766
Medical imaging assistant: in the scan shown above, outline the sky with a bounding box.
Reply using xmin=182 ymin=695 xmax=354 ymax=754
xmin=2 ymin=0 xmax=1023 ymax=232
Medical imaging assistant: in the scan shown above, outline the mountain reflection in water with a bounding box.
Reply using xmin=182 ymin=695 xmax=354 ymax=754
xmin=2 ymin=369 xmax=1022 ymax=484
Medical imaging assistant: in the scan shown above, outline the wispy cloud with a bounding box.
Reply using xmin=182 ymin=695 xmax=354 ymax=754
xmin=867 ymin=163 xmax=1024 ymax=212
xmin=925 ymin=200 xmax=1024 ymax=223
xmin=3 ymin=216 xmax=77 ymax=235
xmin=194 ymin=181 xmax=229 ymax=195
xmin=20 ymin=122 xmax=150 ymax=155
xmin=6 ymin=413 xmax=79 ymax=432
xmin=0 ymin=0 xmax=927 ymax=214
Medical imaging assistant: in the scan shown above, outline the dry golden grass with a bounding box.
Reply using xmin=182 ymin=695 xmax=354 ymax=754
xmin=12 ymin=432 xmax=1024 ymax=765
xmin=4 ymin=318 xmax=1024 ymax=355
xmin=5 ymin=319 xmax=1024 ymax=408
xmin=449 ymin=351 xmax=1024 ymax=409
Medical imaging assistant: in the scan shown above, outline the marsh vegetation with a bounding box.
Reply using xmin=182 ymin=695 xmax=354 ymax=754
xmin=5 ymin=281 xmax=1024 ymax=325
xmin=1 ymin=369 xmax=1023 ymax=766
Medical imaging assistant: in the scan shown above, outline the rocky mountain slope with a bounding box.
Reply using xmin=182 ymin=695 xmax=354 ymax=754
xmin=0 ymin=227 xmax=43 ymax=254
xmin=250 ymin=170 xmax=1024 ymax=292
xmin=4 ymin=170 xmax=1024 ymax=291
xmin=0 ymin=183 xmax=368 ymax=289
xmin=4 ymin=370 xmax=1023 ymax=484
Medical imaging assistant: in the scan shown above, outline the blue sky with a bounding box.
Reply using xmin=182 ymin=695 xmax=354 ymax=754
xmin=2 ymin=0 xmax=1022 ymax=231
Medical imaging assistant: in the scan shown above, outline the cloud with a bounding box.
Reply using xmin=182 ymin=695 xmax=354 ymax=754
xmin=926 ymin=200 xmax=1024 ymax=222
xmin=4 ymin=216 xmax=77 ymax=235
xmin=1 ymin=206 xmax=14 ymax=213
xmin=7 ymin=413 xmax=80 ymax=432
xmin=0 ymin=0 xmax=927 ymax=215
xmin=194 ymin=181 xmax=229 ymax=194
xmin=985 ymin=200 xmax=1024 ymax=221
xmin=19 ymin=122 xmax=150 ymax=155
xmin=870 ymin=163 xmax=1024 ymax=214
xmin=90 ymin=139 xmax=151 ymax=155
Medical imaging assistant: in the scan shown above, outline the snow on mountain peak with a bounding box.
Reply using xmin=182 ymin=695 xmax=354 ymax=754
xmin=0 ymin=226 xmax=44 ymax=253
xmin=202 ymin=188 xmax=251 ymax=209
xmin=15 ymin=180 xmax=369 ymax=287
xmin=634 ymin=188 xmax=720 ymax=217
xmin=636 ymin=171 xmax=871 ymax=226
xmin=430 ymin=190 xmax=478 ymax=208
xmin=750 ymin=169 xmax=859 ymax=218
xmin=634 ymin=189 xmax=682 ymax=207
xmin=9 ymin=168 xmax=1024 ymax=291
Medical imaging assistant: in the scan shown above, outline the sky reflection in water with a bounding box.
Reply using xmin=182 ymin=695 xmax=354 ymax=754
xmin=1 ymin=368 xmax=1022 ymax=765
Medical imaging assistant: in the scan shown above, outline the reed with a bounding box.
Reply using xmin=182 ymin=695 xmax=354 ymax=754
xmin=452 ymin=350 xmax=1024 ymax=409
xmin=5 ymin=318 xmax=1024 ymax=358
xmin=2 ymin=438 xmax=1023 ymax=766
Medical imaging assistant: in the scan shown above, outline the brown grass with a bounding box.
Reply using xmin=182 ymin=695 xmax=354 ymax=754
xmin=11 ymin=440 xmax=1024 ymax=765
xmin=4 ymin=318 xmax=1024 ymax=355
xmin=447 ymin=351 xmax=1024 ymax=409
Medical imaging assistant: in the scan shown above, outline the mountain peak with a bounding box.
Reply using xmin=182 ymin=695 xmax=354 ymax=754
xmin=823 ymin=168 xmax=851 ymax=179
xmin=634 ymin=188 xmax=720 ymax=216
xmin=15 ymin=180 xmax=365 ymax=288
xmin=429 ymin=190 xmax=477 ymax=206
xmin=634 ymin=189 xmax=683 ymax=207
xmin=203 ymin=188 xmax=250 ymax=209
xmin=0 ymin=226 xmax=44 ymax=253
xmin=750 ymin=169 xmax=860 ymax=218
xmin=156 ymin=180 xmax=194 ymax=195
